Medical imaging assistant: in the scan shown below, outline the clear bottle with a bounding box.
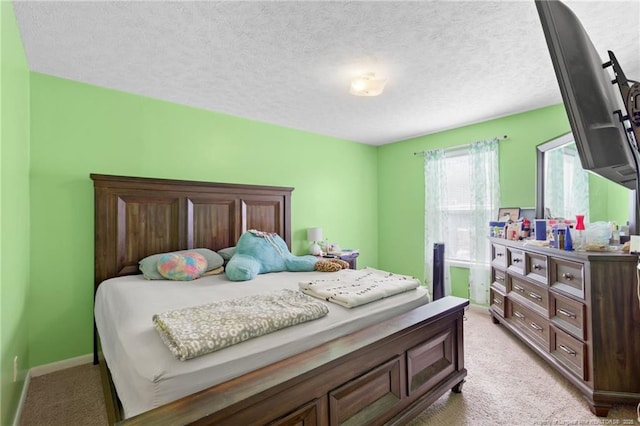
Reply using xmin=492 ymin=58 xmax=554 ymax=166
xmin=574 ymin=214 xmax=586 ymax=251
xmin=611 ymin=222 xmax=620 ymax=245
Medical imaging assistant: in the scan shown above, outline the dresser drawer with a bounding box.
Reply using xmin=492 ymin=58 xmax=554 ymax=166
xmin=509 ymin=276 xmax=549 ymax=316
xmin=507 ymin=248 xmax=525 ymax=275
xmin=551 ymin=325 xmax=587 ymax=380
xmin=492 ymin=269 xmax=506 ymax=292
xmin=526 ymin=253 xmax=548 ymax=285
xmin=550 ymin=291 xmax=586 ymax=340
xmin=508 ymin=299 xmax=550 ymax=350
xmin=492 ymin=244 xmax=507 ymax=268
xmin=490 ymin=286 xmax=506 ymax=318
xmin=550 ymin=258 xmax=585 ymax=299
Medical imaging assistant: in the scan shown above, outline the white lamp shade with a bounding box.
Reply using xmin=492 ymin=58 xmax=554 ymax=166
xmin=307 ymin=227 xmax=323 ymax=242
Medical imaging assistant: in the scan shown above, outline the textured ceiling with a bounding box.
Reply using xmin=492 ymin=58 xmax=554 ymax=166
xmin=12 ymin=1 xmax=640 ymax=145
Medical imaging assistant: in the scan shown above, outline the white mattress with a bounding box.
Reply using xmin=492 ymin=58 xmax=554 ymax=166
xmin=94 ymin=269 xmax=431 ymax=418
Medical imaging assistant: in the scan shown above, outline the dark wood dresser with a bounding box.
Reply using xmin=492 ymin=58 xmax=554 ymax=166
xmin=489 ymin=238 xmax=640 ymax=416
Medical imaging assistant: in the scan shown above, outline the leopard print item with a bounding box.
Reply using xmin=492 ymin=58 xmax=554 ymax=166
xmin=315 ymin=260 xmax=341 ymax=272
xmin=331 ymin=259 xmax=350 ymax=269
xmin=315 ymin=258 xmax=350 ymax=272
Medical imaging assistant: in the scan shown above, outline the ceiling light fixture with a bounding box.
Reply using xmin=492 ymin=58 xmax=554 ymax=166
xmin=349 ymin=73 xmax=387 ymax=97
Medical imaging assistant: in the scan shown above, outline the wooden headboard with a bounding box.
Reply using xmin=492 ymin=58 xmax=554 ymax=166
xmin=91 ymin=174 xmax=293 ymax=291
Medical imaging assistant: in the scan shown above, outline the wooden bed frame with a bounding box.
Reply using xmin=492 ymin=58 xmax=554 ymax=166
xmin=91 ymin=173 xmax=469 ymax=426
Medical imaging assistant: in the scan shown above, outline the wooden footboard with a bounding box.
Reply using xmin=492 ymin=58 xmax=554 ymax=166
xmin=100 ymin=296 xmax=468 ymax=426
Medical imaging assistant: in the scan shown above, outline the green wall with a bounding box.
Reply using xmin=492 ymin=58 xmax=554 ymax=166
xmin=589 ymin=174 xmax=630 ymax=226
xmin=0 ymin=2 xmax=30 ymax=424
xmin=28 ymin=73 xmax=379 ymax=367
xmin=377 ymin=105 xmax=571 ymax=294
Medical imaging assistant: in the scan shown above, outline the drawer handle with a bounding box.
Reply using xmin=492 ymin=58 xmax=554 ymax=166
xmin=493 ymin=298 xmax=503 ymax=305
xmin=514 ymin=311 xmax=525 ymax=319
xmin=528 ymin=292 xmax=542 ymax=301
xmin=562 ymin=272 xmax=573 ymax=280
xmin=512 ymin=258 xmax=522 ymax=263
xmin=496 ymin=276 xmax=504 ymax=282
xmin=513 ymin=284 xmax=525 ymax=293
xmin=496 ymin=253 xmax=504 ymax=257
xmin=533 ymin=264 xmax=542 ymax=270
xmin=559 ymin=344 xmax=577 ymax=356
xmin=529 ymin=322 xmax=543 ymax=332
xmin=558 ymin=308 xmax=577 ymax=319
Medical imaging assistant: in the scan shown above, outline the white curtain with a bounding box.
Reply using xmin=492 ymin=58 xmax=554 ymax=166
xmin=468 ymin=139 xmax=500 ymax=305
xmin=424 ymin=149 xmax=451 ymax=297
xmin=423 ymin=139 xmax=499 ymax=305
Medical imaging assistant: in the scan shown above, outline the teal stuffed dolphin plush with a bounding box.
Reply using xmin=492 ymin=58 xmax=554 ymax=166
xmin=226 ymin=230 xmax=318 ymax=281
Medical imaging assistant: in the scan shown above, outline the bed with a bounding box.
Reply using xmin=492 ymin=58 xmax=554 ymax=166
xmin=92 ymin=173 xmax=469 ymax=425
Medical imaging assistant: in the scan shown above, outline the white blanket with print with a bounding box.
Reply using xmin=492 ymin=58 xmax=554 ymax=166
xmin=298 ymin=267 xmax=421 ymax=308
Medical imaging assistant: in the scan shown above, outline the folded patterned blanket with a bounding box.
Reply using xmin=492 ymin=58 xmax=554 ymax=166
xmin=153 ymin=289 xmax=329 ymax=361
xmin=299 ymin=267 xmax=421 ymax=308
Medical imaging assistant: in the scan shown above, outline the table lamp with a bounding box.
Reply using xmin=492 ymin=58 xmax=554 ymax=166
xmin=307 ymin=227 xmax=323 ymax=255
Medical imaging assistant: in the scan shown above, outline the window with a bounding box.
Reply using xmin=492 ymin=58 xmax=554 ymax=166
xmin=442 ymin=151 xmax=471 ymax=261
xmin=440 ymin=149 xmax=494 ymax=263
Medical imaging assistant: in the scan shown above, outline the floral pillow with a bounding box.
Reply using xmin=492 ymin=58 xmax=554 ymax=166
xmin=157 ymin=252 xmax=208 ymax=281
xmin=139 ymin=248 xmax=224 ymax=280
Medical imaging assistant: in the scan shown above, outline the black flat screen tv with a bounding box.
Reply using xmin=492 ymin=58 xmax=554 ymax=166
xmin=535 ymin=0 xmax=638 ymax=190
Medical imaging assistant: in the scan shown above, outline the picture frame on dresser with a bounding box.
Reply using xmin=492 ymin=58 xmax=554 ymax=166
xmin=497 ymin=207 xmax=520 ymax=222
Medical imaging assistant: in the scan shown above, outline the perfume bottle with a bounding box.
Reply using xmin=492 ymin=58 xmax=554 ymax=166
xmin=557 ymin=229 xmax=565 ymax=250
xmin=574 ymin=214 xmax=586 ymax=251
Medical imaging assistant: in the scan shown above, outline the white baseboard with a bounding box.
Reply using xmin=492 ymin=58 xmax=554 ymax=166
xmin=12 ymin=353 xmax=94 ymax=426
xmin=29 ymin=353 xmax=93 ymax=377
xmin=12 ymin=371 xmax=31 ymax=426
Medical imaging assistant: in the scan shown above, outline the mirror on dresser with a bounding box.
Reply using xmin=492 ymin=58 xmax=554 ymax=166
xmin=535 ymin=132 xmax=636 ymax=233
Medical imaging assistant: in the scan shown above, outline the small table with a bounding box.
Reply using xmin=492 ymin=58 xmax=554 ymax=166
xmin=320 ymin=252 xmax=359 ymax=269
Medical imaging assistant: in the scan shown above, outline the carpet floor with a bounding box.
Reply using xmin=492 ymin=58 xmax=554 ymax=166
xmin=19 ymin=306 xmax=639 ymax=425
